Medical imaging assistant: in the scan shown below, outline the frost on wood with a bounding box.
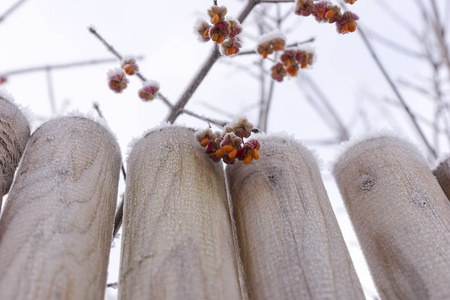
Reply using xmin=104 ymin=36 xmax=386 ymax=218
xmin=334 ymin=136 xmax=450 ymax=300
xmin=433 ymin=157 xmax=450 ymax=202
xmin=0 ymin=96 xmax=30 ymax=207
xmin=119 ymin=126 xmax=241 ymax=300
xmin=226 ymin=136 xmax=364 ymax=300
xmin=0 ymin=116 xmax=121 ymax=300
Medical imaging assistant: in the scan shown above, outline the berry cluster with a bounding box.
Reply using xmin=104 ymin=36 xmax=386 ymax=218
xmin=272 ymin=49 xmax=314 ymax=82
xmin=256 ymin=30 xmax=314 ymax=82
xmin=295 ymin=0 xmax=359 ymax=34
xmin=107 ymin=56 xmax=160 ymax=101
xmin=195 ymin=5 xmax=243 ymax=56
xmin=256 ymin=31 xmax=286 ymax=59
xmin=195 ymin=118 xmax=261 ymax=165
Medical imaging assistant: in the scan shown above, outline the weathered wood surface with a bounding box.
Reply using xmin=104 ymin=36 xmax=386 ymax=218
xmin=0 ymin=96 xmax=30 ymax=207
xmin=0 ymin=116 xmax=121 ymax=300
xmin=334 ymin=136 xmax=450 ymax=300
xmin=433 ymin=157 xmax=450 ymax=201
xmin=119 ymin=126 xmax=241 ymax=300
xmin=226 ymin=136 xmax=364 ymax=300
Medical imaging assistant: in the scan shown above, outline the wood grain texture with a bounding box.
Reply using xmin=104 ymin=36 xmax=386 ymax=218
xmin=0 ymin=116 xmax=121 ymax=300
xmin=226 ymin=136 xmax=364 ymax=300
xmin=0 ymin=97 xmax=30 ymax=207
xmin=433 ymin=157 xmax=450 ymax=202
xmin=119 ymin=126 xmax=241 ymax=300
xmin=334 ymin=136 xmax=450 ymax=300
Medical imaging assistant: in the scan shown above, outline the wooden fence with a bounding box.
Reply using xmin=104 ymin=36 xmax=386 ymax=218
xmin=0 ymin=97 xmax=449 ymax=300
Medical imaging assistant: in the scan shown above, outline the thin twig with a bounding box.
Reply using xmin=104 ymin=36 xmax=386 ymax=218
xmin=0 ymin=0 xmax=28 ymax=23
xmin=113 ymin=195 xmax=124 ymax=238
xmin=46 ymin=69 xmax=57 ymax=115
xmin=301 ymin=73 xmax=350 ymax=141
xmin=199 ymin=101 xmax=236 ymax=118
xmin=429 ymin=0 xmax=450 ymax=77
xmin=363 ymin=27 xmax=425 ymax=59
xmin=341 ymin=2 xmax=437 ymax=157
xmin=238 ymin=38 xmax=315 ymax=56
xmin=93 ymin=102 xmax=127 ymax=239
xmin=181 ymin=109 xmax=227 ymax=127
xmin=106 ymin=282 xmax=118 ymax=289
xmin=0 ymin=57 xmax=142 ymax=77
xmin=90 ymin=26 xmax=234 ymax=125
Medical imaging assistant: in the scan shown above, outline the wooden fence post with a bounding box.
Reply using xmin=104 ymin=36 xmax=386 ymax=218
xmin=119 ymin=126 xmax=241 ymax=300
xmin=0 ymin=116 xmax=121 ymax=300
xmin=0 ymin=96 xmax=30 ymax=208
xmin=433 ymin=157 xmax=450 ymax=201
xmin=334 ymin=136 xmax=450 ymax=299
xmin=226 ymin=136 xmax=364 ymax=300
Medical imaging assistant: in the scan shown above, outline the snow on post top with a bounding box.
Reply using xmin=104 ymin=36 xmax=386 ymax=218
xmin=332 ymin=128 xmax=426 ymax=173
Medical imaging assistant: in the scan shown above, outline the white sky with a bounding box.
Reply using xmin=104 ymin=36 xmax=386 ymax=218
xmin=1 ymin=0 xmax=449 ymax=299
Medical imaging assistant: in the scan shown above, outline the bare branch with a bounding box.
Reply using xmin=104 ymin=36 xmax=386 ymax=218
xmin=1 ymin=57 xmax=142 ymax=77
xmin=238 ymin=38 xmax=315 ymax=56
xmin=0 ymin=0 xmax=28 ymax=24
xmin=301 ymin=73 xmax=350 ymax=141
xmin=347 ymin=16 xmax=437 ymax=158
xmin=363 ymin=27 xmax=425 ymax=59
xmin=181 ymin=109 xmax=228 ymax=128
xmin=46 ymin=69 xmax=57 ymax=115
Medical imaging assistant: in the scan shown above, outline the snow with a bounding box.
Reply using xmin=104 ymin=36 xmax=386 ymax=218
xmin=332 ymin=128 xmax=425 ymax=172
xmin=256 ymin=29 xmax=287 ymax=46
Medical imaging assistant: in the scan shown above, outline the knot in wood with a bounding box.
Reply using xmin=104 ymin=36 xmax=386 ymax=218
xmin=359 ymin=174 xmax=375 ymax=191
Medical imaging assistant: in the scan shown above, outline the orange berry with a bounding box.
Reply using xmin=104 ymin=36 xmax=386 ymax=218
xmin=341 ymin=24 xmax=349 ymax=33
xmin=325 ymin=10 xmax=335 ymax=19
xmin=212 ymin=14 xmax=219 ymax=24
xmin=252 ymin=149 xmax=260 ymax=160
xmin=223 ymin=145 xmax=233 ymax=152
xmin=273 ymin=44 xmax=283 ymax=51
xmin=348 ymin=0 xmax=356 ymax=4
xmin=348 ymin=20 xmax=357 ymax=32
xmin=287 ymin=66 xmax=297 ymax=76
xmin=262 ymin=50 xmax=268 ymax=59
xmin=216 ymin=36 xmax=225 ymax=44
xmin=284 ymin=59 xmax=291 ymax=67
xmin=301 ymin=63 xmax=308 ymax=69
xmin=200 ymin=138 xmax=209 ymax=147
xmin=216 ymin=148 xmax=225 ymax=158
xmin=211 ymin=33 xmax=218 ymax=41
xmin=227 ymin=47 xmax=237 ymax=55
xmin=229 ymin=148 xmax=237 ymax=159
xmin=317 ymin=9 xmax=324 ymax=17
xmin=204 ymin=29 xmax=210 ymax=38
xmin=243 ymin=155 xmax=252 ymax=165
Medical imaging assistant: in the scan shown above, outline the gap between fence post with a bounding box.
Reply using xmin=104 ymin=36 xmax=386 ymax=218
xmin=0 ymin=96 xmax=30 ymax=210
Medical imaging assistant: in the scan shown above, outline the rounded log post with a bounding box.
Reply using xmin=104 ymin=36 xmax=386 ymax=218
xmin=334 ymin=136 xmax=450 ymax=299
xmin=226 ymin=136 xmax=364 ymax=300
xmin=119 ymin=126 xmax=241 ymax=300
xmin=0 ymin=96 xmax=30 ymax=207
xmin=0 ymin=116 xmax=121 ymax=300
xmin=433 ymin=157 xmax=450 ymax=201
